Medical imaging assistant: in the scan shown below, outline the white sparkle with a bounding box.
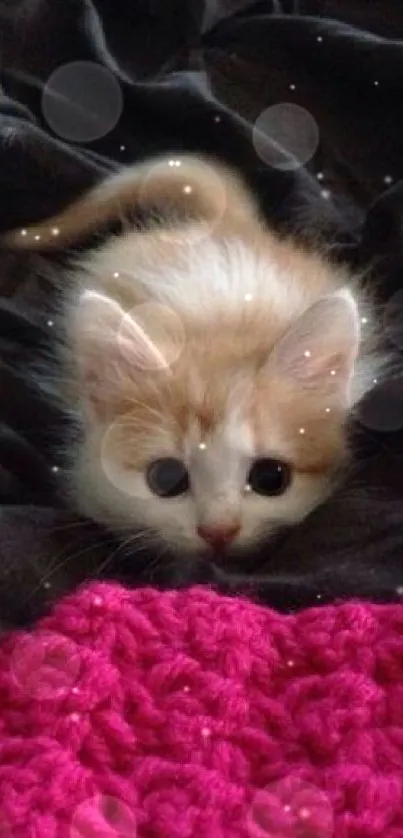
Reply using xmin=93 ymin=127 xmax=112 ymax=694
xmin=72 ymin=687 xmax=80 ymax=695
xmin=70 ymin=713 xmax=80 ymax=723
xmin=396 ymin=586 xmax=403 ymax=596
xmin=93 ymin=596 xmax=103 ymax=607
xmin=201 ymin=727 xmax=211 ymax=738
xmin=244 ymin=483 xmax=252 ymax=493
xmin=373 ymin=378 xmax=378 ymax=385
xmin=316 ymin=172 xmax=324 ymax=181
xmin=321 ymin=189 xmax=331 ymax=200
xmin=183 ymin=686 xmax=190 ymax=693
xmin=20 ymin=229 xmax=27 ymax=236
xmin=304 ymin=350 xmax=311 ymax=358
xmin=43 ymin=582 xmax=51 ymax=590
xmin=51 ymin=465 xmax=59 ymax=473
xmin=214 ymin=115 xmax=221 ymax=123
xmin=174 ymin=160 xmax=181 ymax=167
xmin=384 ymin=174 xmax=393 ymax=185
xmin=34 ymin=234 xmax=41 ymax=241
xmin=113 ymin=271 xmax=120 ymax=278
xmin=244 ymin=293 xmax=253 ymax=301
xmin=361 ymin=317 xmax=368 ymax=324
xmin=330 ymin=369 xmax=337 ymax=376
xmin=289 ymin=84 xmax=296 ymax=91
xmin=325 ymin=407 xmax=331 ymax=413
xmin=299 ymin=427 xmax=305 ymax=435
xmin=47 ymin=320 xmax=54 ymax=327
xmin=168 ymin=160 xmax=175 ymax=167
xmin=120 ymin=145 xmax=126 ymax=151
xmin=286 ymin=660 xmax=295 ymax=668
xmin=316 ymin=594 xmax=322 ymax=600
xmin=183 ymin=185 xmax=193 ymax=194
xmin=199 ymin=443 xmax=207 ymax=451
xmin=51 ymin=227 xmax=60 ymax=236
xmin=374 ymin=80 xmax=379 ymax=86
xmin=299 ymin=808 xmax=311 ymax=821
xmin=317 ymin=36 xmax=323 ymax=42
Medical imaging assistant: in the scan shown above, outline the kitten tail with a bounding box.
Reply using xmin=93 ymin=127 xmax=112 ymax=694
xmin=1 ymin=154 xmax=260 ymax=250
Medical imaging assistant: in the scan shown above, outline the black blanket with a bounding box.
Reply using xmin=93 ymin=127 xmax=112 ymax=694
xmin=1 ymin=0 xmax=403 ymax=627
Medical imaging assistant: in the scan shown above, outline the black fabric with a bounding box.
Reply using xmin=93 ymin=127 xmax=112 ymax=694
xmin=0 ymin=0 xmax=403 ymax=626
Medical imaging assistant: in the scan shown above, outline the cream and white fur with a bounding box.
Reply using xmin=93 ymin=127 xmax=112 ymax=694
xmin=4 ymin=154 xmax=383 ymax=557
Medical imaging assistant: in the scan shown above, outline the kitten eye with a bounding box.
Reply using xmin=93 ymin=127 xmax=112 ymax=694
xmin=248 ymin=458 xmax=291 ymax=496
xmin=146 ymin=457 xmax=189 ymax=498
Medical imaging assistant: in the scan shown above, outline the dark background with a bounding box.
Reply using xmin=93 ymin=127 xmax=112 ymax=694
xmin=1 ymin=0 xmax=403 ymax=627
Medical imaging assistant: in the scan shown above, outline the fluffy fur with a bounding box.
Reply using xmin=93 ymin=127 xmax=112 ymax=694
xmin=4 ymin=154 xmax=383 ymax=559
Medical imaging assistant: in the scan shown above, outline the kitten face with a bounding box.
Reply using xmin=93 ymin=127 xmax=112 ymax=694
xmin=71 ymin=288 xmax=350 ymax=559
xmin=74 ymin=396 xmax=336 ymax=557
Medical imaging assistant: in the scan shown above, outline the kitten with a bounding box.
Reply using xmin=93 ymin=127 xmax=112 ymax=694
xmin=4 ymin=154 xmax=383 ymax=563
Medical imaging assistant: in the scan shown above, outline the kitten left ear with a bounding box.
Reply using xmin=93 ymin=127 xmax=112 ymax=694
xmin=269 ymin=289 xmax=361 ymax=404
xmin=73 ymin=291 xmax=168 ymax=420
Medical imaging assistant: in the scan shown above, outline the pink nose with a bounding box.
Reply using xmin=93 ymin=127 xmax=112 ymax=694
xmin=197 ymin=523 xmax=240 ymax=549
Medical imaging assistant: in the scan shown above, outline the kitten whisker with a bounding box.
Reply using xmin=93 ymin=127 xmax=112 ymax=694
xmin=47 ymin=518 xmax=98 ymax=535
xmin=93 ymin=533 xmax=139 ymax=579
xmin=28 ymin=533 xmax=115 ymax=600
xmin=139 ymin=541 xmax=174 ymax=583
xmin=93 ymin=528 xmax=160 ymax=581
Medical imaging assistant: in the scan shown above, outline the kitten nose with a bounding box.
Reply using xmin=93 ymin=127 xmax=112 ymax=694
xmin=197 ymin=523 xmax=240 ymax=549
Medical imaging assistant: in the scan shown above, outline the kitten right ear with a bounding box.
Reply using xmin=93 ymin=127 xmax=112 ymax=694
xmin=2 ymin=155 xmax=259 ymax=250
xmin=74 ymin=291 xmax=168 ymax=421
xmin=268 ymin=289 xmax=361 ymax=406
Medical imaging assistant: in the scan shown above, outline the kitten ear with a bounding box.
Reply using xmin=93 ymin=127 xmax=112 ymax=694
xmin=73 ymin=291 xmax=167 ymax=420
xmin=269 ymin=289 xmax=361 ymax=404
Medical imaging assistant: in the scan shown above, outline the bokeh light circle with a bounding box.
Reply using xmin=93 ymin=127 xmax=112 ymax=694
xmin=100 ymin=417 xmax=151 ymax=500
xmin=136 ymin=156 xmax=229 ymax=244
xmin=359 ymin=379 xmax=403 ymax=432
xmin=0 ymin=815 xmax=11 ymax=838
xmin=10 ymin=632 xmax=81 ymax=700
xmin=384 ymin=289 xmax=403 ymax=351
xmin=117 ymin=302 xmax=186 ymax=372
xmin=71 ymin=794 xmax=136 ymax=838
xmin=253 ymin=103 xmax=320 ymax=170
xmin=42 ymin=61 xmax=123 ymax=142
xmin=100 ymin=302 xmax=186 ymax=500
xmin=248 ymin=777 xmax=334 ymax=837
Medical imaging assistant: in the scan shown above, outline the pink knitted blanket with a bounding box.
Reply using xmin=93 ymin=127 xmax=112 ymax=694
xmin=0 ymin=583 xmax=403 ymax=837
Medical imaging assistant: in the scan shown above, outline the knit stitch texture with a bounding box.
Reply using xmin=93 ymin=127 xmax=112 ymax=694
xmin=1 ymin=582 xmax=403 ymax=837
